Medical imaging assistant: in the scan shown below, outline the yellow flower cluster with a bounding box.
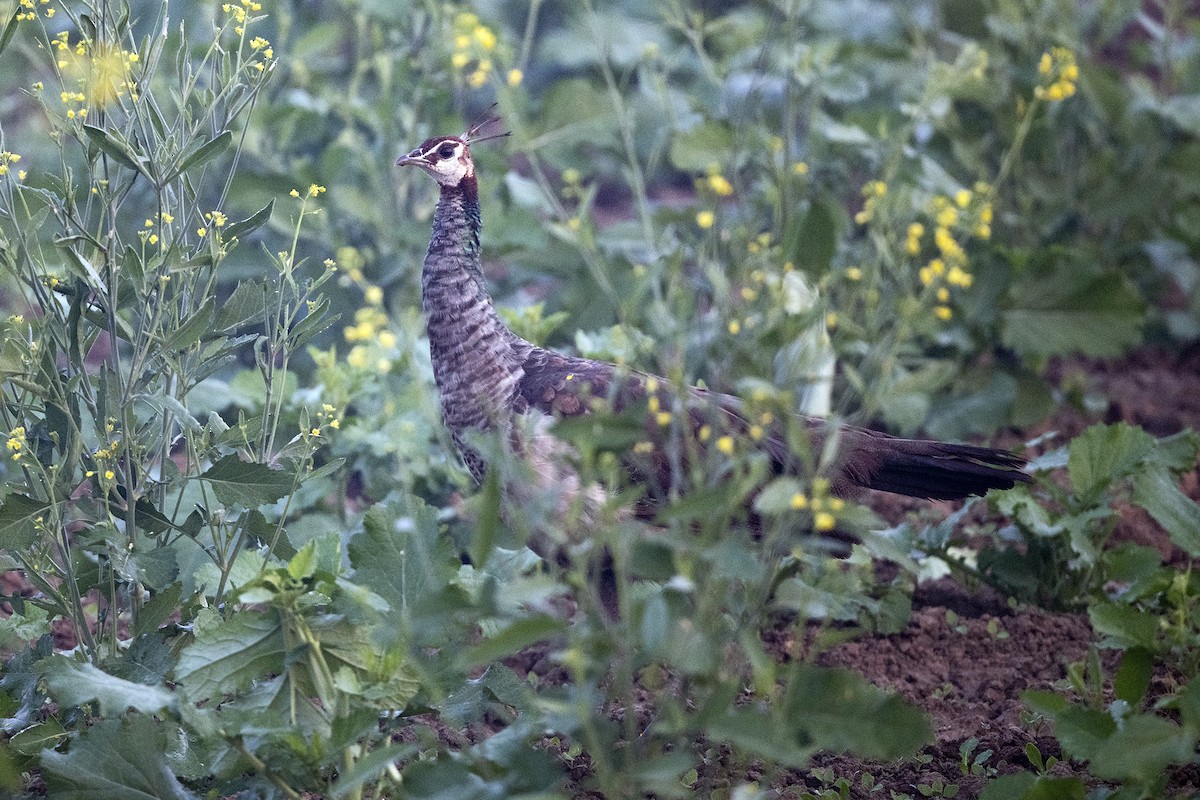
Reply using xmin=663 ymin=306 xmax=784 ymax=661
xmin=0 ymin=151 xmax=21 ymax=176
xmin=85 ymin=432 xmax=123 ymax=482
xmin=788 ymin=477 xmax=845 ymax=532
xmin=341 ymin=265 xmax=396 ymax=373
xmin=222 ymin=0 xmax=262 ymax=36
xmin=696 ymin=210 xmax=715 ymax=229
xmin=1035 ymin=47 xmax=1079 ymax=102
xmin=910 ymin=185 xmax=993 ymax=321
xmin=699 ymin=164 xmax=734 ymax=197
xmin=15 ymin=0 xmax=54 ymax=21
xmin=52 ymin=33 xmax=140 ymax=116
xmin=6 ymin=427 xmax=26 ymax=461
xmin=306 ymin=403 xmax=342 ymax=439
xmin=196 ymin=209 xmax=227 ymax=238
xmin=289 ymin=184 xmax=327 ymax=199
xmin=451 ymin=12 xmax=499 ymax=89
xmin=139 ymin=212 xmax=175 ymax=246
xmin=853 ymin=180 xmax=888 ymax=225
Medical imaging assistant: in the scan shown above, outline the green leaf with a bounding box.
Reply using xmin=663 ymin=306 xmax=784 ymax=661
xmin=787 ymin=198 xmax=841 ymax=275
xmin=173 ymin=610 xmax=284 ymax=702
xmin=81 ymin=125 xmax=150 ymax=180
xmin=165 ymin=130 xmax=232 ymax=182
xmin=200 ymin=454 xmax=294 ymax=508
xmin=1067 ymin=423 xmax=1154 ymax=500
xmin=460 ymin=614 xmax=566 ymax=667
xmin=330 ymin=743 xmax=418 ymax=799
xmin=0 ymin=494 xmax=51 ymax=550
xmin=348 ymin=495 xmax=459 ymax=617
xmin=42 ymin=658 xmax=175 ymax=716
xmin=223 ymin=200 xmax=275 ymax=241
xmin=1088 ymin=602 xmax=1157 ymax=650
xmin=1113 ymin=646 xmax=1153 ymax=705
xmin=9 ymin=716 xmax=69 ymax=756
xmin=1089 ymin=714 xmax=1195 ymax=783
xmin=783 ymin=665 xmax=932 ymax=759
xmin=669 ymin=121 xmax=735 ymax=172
xmin=0 ymin=11 xmax=20 ymax=59
xmin=40 ymin=716 xmax=197 ymax=800
xmin=161 ymin=297 xmax=216 ymax=352
xmin=1002 ymin=273 xmax=1144 ymax=359
xmin=979 ymin=774 xmax=1085 ymax=800
xmin=1131 ymin=467 xmax=1200 ymax=556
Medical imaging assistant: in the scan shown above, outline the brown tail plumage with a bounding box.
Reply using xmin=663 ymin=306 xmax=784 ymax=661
xmin=843 ymin=434 xmax=1030 ymax=500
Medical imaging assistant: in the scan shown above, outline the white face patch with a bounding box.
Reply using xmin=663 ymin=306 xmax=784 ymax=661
xmin=401 ymin=139 xmax=473 ymax=186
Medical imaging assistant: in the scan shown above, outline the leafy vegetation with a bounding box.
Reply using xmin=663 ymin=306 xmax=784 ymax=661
xmin=0 ymin=0 xmax=1196 ymax=797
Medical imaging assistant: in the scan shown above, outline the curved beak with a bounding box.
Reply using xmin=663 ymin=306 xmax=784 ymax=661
xmin=395 ymin=149 xmax=423 ymax=168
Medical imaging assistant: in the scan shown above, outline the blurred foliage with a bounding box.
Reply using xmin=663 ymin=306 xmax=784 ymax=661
xmin=0 ymin=0 xmax=1197 ymax=797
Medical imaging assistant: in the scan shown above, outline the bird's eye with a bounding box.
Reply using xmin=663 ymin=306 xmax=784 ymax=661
xmin=437 ymin=143 xmax=456 ymax=159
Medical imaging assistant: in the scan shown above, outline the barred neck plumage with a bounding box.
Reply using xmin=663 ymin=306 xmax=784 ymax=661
xmin=422 ymin=174 xmax=530 ymax=455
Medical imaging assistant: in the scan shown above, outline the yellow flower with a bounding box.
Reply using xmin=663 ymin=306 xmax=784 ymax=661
xmin=696 ymin=210 xmax=715 ymax=229
xmin=451 ymin=52 xmax=470 ymax=69
xmin=716 ymin=435 xmax=734 ymax=455
xmin=706 ymin=173 xmax=733 ymax=196
xmin=656 ymin=411 xmax=672 ymax=427
xmin=364 ymin=285 xmax=384 ymax=305
xmin=955 ymin=189 xmax=972 ymax=208
xmin=468 ymin=69 xmax=488 ymax=88
xmin=813 ymin=511 xmax=836 ymax=531
xmin=474 ymin=26 xmax=497 ymax=50
xmin=347 ymin=346 xmax=369 ymax=369
xmin=749 ymin=424 xmax=764 ymax=441
xmin=792 ymin=161 xmax=810 ymax=176
xmin=934 ymin=305 xmax=953 ymax=321
xmin=377 ymin=330 xmax=397 ymax=348
xmin=825 ymin=312 xmax=838 ymax=329
xmin=698 ymin=424 xmax=711 ymax=442
xmin=727 ymin=319 xmax=740 ymax=335
xmin=845 ymin=266 xmax=863 ymax=281
xmin=790 ymin=493 xmax=808 ymax=510
xmin=507 ymin=68 xmax=523 ymax=87
xmin=104 ymin=469 xmax=115 ymax=481
xmin=633 ymin=441 xmax=654 ymax=454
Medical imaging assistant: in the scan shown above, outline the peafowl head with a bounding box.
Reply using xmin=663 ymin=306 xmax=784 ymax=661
xmin=396 ymin=136 xmax=474 ymax=187
xmin=396 ymin=113 xmax=509 ymax=188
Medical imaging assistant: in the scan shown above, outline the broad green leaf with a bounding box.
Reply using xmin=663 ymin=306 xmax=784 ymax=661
xmin=1002 ymin=273 xmax=1144 ymax=358
xmin=173 ymin=610 xmax=284 ymax=702
xmin=0 ymin=494 xmax=51 ymax=550
xmin=1089 ymin=714 xmax=1195 ymax=783
xmin=460 ymin=614 xmax=566 ymax=667
xmin=1131 ymin=467 xmax=1200 ymax=556
xmin=40 ymin=716 xmax=197 ymax=800
xmin=1113 ymin=646 xmax=1153 ymax=705
xmin=200 ymin=454 xmax=294 ymax=507
xmin=979 ymin=774 xmax=1085 ymax=800
xmin=1067 ymin=423 xmax=1154 ymax=499
xmin=42 ymin=658 xmax=175 ymax=716
xmin=783 ymin=665 xmax=932 ymax=759
xmin=787 ymin=197 xmax=841 ymax=275
xmin=1088 ymin=602 xmax=1157 ymax=650
xmin=8 ymin=715 xmax=69 ymax=756
xmin=706 ymin=707 xmax=812 ymax=766
xmin=348 ymin=494 xmax=459 ymax=617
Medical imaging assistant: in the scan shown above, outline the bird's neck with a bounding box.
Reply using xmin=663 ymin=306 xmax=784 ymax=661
xmin=422 ymin=176 xmax=528 ymax=440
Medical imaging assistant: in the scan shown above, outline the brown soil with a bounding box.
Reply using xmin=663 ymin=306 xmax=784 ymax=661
xmin=769 ymin=346 xmax=1200 ymax=799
